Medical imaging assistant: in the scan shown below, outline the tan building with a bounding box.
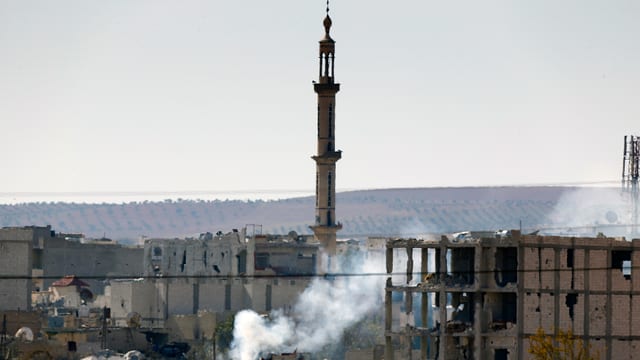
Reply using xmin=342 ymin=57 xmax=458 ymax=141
xmin=384 ymin=231 xmax=640 ymax=360
xmin=109 ymin=229 xmax=319 ymax=328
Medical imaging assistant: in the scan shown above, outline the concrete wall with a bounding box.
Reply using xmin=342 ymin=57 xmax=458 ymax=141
xmin=519 ymin=235 xmax=640 ymax=360
xmin=42 ymin=237 xmax=144 ymax=292
xmin=144 ymin=230 xmax=250 ymax=278
xmin=0 ymin=229 xmax=33 ymax=311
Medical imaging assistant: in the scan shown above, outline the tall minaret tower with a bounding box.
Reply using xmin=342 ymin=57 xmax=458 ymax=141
xmin=310 ymin=2 xmax=341 ymax=255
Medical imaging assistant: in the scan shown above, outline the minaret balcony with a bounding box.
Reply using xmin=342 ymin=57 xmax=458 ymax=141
xmin=312 ymin=150 xmax=342 ymax=163
xmin=314 ymin=82 xmax=340 ymax=93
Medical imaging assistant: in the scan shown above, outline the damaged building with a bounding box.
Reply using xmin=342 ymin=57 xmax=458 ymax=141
xmin=384 ymin=230 xmax=640 ymax=360
xmin=109 ymin=229 xmax=319 ymax=329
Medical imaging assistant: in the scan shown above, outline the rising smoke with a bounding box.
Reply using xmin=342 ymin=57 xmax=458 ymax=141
xmin=546 ymin=187 xmax=630 ymax=237
xmin=228 ymin=251 xmax=385 ymax=360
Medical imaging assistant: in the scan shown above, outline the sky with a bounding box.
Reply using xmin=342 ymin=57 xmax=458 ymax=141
xmin=1 ymin=0 xmax=639 ymax=199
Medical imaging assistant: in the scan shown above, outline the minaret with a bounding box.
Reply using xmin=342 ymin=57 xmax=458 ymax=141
xmin=310 ymin=2 xmax=341 ymax=255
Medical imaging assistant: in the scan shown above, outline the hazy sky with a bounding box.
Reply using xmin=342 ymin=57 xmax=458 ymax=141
xmin=1 ymin=0 xmax=639 ymax=195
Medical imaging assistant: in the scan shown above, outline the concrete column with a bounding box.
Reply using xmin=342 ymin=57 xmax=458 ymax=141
xmin=421 ymin=248 xmax=428 ymax=359
xmin=439 ymin=242 xmax=447 ymax=359
xmin=406 ymin=246 xmax=414 ymax=284
xmin=474 ymin=296 xmax=483 ymax=360
xmin=385 ymin=277 xmax=394 ymax=360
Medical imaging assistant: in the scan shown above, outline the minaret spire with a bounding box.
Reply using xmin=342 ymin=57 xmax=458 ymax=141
xmin=310 ymin=4 xmax=341 ymax=255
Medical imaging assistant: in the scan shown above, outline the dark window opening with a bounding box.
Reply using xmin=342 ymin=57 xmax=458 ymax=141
xmin=567 ymin=249 xmax=574 ymax=268
xmin=565 ymin=293 xmax=578 ymax=320
xmin=237 ymin=250 xmax=247 ymax=274
xmin=450 ymin=248 xmax=475 ymax=285
xmin=203 ymin=251 xmax=207 ymax=267
xmin=612 ymin=250 xmax=632 ymax=279
xmin=213 ymin=265 xmax=220 ymax=274
xmin=255 ymin=253 xmax=270 ymax=270
xmin=153 ymin=247 xmax=162 ymax=257
xmin=495 ymin=247 xmax=517 ymax=286
xmin=493 ymin=293 xmax=517 ymax=323
xmin=180 ymin=251 xmax=187 ymax=273
xmin=328 ymin=105 xmax=333 ymax=137
xmin=495 ymin=349 xmax=508 ymax=360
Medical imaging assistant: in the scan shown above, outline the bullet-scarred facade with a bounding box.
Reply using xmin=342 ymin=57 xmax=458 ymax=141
xmin=385 ymin=231 xmax=640 ymax=360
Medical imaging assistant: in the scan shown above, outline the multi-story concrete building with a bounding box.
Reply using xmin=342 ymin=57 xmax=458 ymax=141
xmin=384 ymin=230 xmax=640 ymax=360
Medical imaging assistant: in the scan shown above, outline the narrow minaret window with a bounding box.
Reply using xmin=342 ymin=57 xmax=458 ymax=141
xmin=310 ymin=3 xmax=342 ymax=255
xmin=328 ymin=105 xmax=333 ymax=138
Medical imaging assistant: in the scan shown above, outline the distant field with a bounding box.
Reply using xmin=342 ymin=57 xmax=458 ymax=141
xmin=0 ymin=186 xmax=619 ymax=243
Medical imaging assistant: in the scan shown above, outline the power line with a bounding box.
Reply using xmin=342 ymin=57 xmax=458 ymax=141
xmin=2 ymin=264 xmax=637 ymax=281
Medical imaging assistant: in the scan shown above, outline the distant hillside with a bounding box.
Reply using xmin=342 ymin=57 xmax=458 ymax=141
xmin=0 ymin=187 xmax=578 ymax=243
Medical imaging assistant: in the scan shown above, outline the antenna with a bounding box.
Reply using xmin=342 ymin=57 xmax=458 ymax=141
xmin=326 ymin=0 xmax=330 ymax=14
xmin=622 ymin=135 xmax=639 ymax=236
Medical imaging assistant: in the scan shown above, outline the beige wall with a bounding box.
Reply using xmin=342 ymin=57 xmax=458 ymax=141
xmin=0 ymin=238 xmax=32 ymax=310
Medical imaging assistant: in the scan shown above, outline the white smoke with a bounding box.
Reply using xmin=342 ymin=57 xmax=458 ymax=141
xmin=228 ymin=252 xmax=384 ymax=360
xmin=546 ymin=187 xmax=630 ymax=236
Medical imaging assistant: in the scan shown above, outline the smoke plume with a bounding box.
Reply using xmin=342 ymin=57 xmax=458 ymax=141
xmin=546 ymin=187 xmax=630 ymax=236
xmin=229 ymin=252 xmax=384 ymax=360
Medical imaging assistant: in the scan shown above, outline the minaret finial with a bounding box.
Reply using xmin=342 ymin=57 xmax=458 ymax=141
xmin=323 ymin=1 xmax=332 ymax=36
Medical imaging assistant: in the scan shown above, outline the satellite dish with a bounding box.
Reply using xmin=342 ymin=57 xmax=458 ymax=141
xmin=124 ymin=350 xmax=144 ymax=360
xmin=606 ymin=210 xmax=618 ymax=224
xmin=80 ymin=288 xmax=94 ymax=302
xmin=15 ymin=327 xmax=34 ymax=342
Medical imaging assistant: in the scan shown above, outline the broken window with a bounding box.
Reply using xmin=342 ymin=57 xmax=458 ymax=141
xmin=612 ymin=250 xmax=632 ymax=279
xmin=152 ymin=247 xmax=162 ymax=260
xmin=489 ymin=293 xmax=517 ymax=328
xmin=495 ymin=247 xmax=517 ymax=286
xmin=180 ymin=250 xmax=187 ymax=273
xmin=567 ymin=249 xmax=574 ymax=268
xmin=255 ymin=253 xmax=270 ymax=270
xmin=565 ymin=293 xmax=578 ymax=320
xmin=495 ymin=349 xmax=508 ymax=360
xmin=448 ymin=248 xmax=474 ymax=285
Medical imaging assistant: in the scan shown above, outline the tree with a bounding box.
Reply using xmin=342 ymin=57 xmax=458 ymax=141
xmin=215 ymin=314 xmax=236 ymax=353
xmin=528 ymin=328 xmax=600 ymax=360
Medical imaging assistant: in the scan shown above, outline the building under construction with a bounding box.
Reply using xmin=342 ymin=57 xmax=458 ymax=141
xmin=384 ymin=230 xmax=640 ymax=360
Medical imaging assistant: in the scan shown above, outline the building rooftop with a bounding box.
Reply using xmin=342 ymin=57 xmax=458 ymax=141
xmin=51 ymin=275 xmax=90 ymax=288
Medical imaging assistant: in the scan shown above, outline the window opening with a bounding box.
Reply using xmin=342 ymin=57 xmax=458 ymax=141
xmin=612 ymin=250 xmax=632 ymax=279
